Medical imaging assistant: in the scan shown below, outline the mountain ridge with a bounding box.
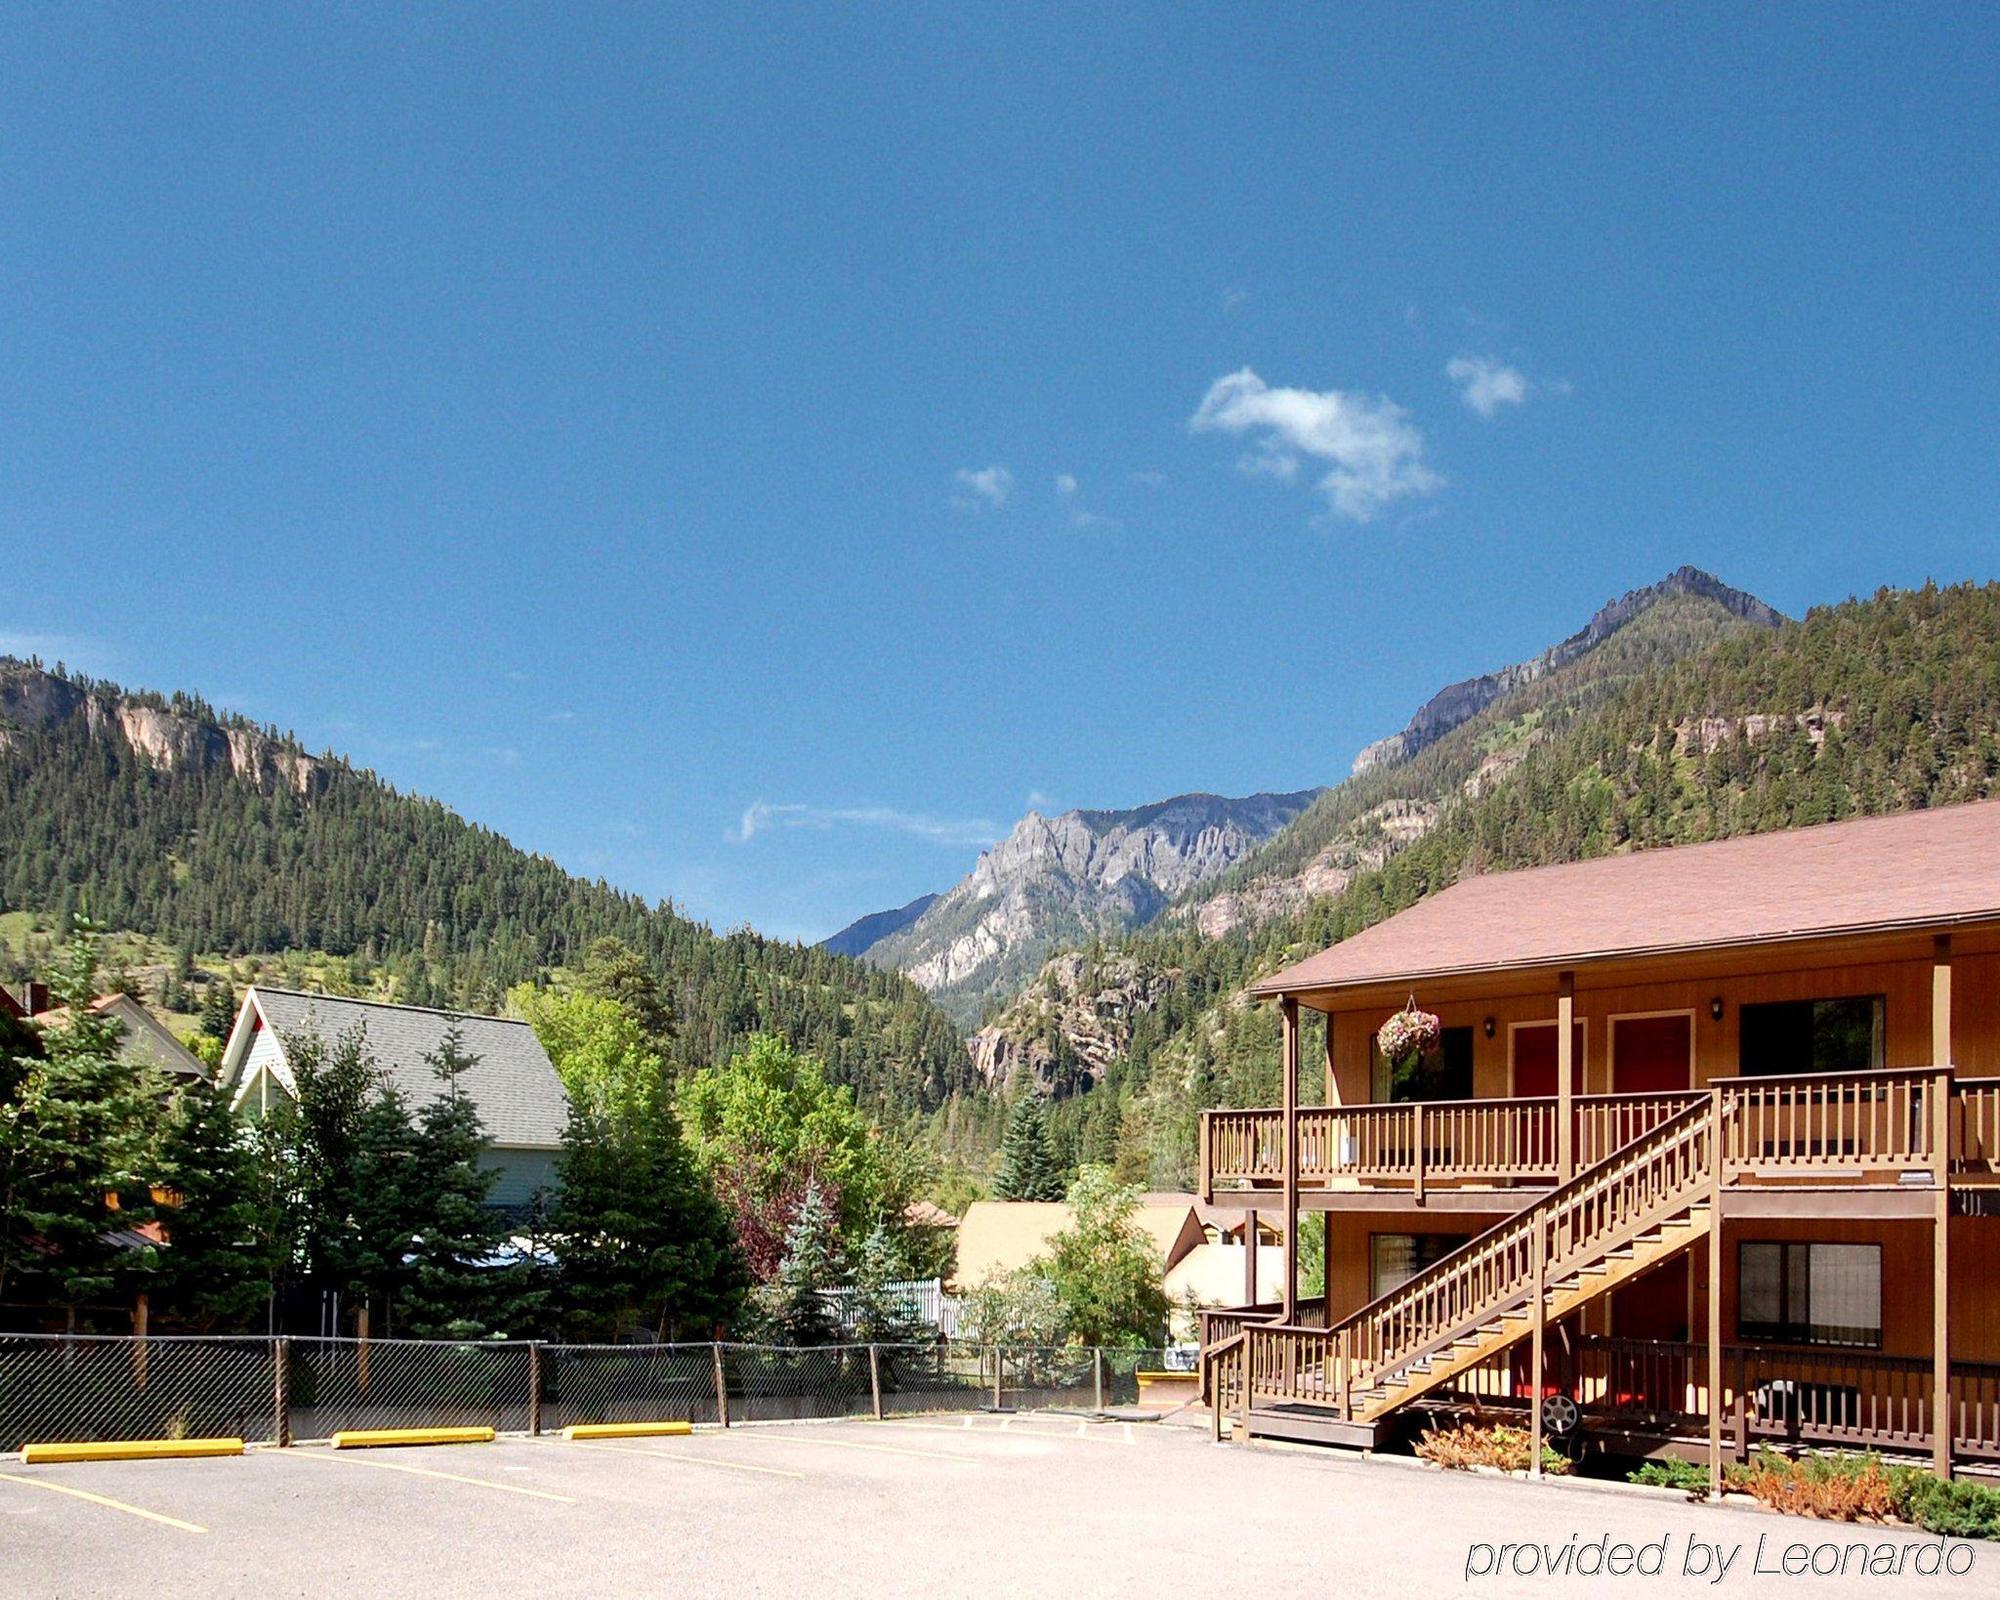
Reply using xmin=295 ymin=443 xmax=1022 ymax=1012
xmin=843 ymin=787 xmax=1323 ymax=1025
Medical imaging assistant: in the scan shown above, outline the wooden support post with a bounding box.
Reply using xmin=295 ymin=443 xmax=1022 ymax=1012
xmin=1280 ymin=996 xmax=1301 ymax=1323
xmin=1708 ymin=1123 xmax=1724 ymax=1500
xmin=869 ymin=1344 xmax=883 ymax=1420
xmin=1412 ymin=1102 xmax=1426 ymax=1206
xmin=1093 ymin=1347 xmax=1104 ymax=1414
xmin=356 ymin=1302 xmax=371 ymax=1395
xmin=712 ymin=1342 xmax=730 ymax=1429
xmin=1244 ymin=1209 xmax=1260 ymax=1306
xmin=1322 ymin=1211 xmax=1335 ymax=1318
xmin=528 ymin=1343 xmax=543 ymax=1437
xmin=132 ymin=1292 xmax=149 ymax=1393
xmin=993 ymin=1347 xmax=1004 ymax=1410
xmin=273 ymin=1337 xmax=291 ymax=1448
xmin=1199 ymin=1114 xmax=1212 ymax=1206
xmin=1529 ymin=1222 xmax=1546 ymax=1478
xmin=1934 ymin=935 xmax=1953 ymax=1480
xmin=1557 ymin=972 xmax=1576 ymax=1183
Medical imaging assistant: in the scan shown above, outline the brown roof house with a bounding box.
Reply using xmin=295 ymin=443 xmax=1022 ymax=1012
xmin=1198 ymin=797 xmax=2000 ymax=1484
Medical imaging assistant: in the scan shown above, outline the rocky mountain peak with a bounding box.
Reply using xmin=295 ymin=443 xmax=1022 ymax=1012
xmin=1351 ymin=566 xmax=1782 ymax=775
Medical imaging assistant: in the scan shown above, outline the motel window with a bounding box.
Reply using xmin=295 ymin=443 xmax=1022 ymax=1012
xmin=1370 ymin=1233 xmax=1472 ymax=1299
xmin=1737 ymin=1241 xmax=1883 ymax=1349
xmin=1372 ymin=1025 xmax=1475 ymax=1103
xmin=1738 ymin=996 xmax=1884 ymax=1078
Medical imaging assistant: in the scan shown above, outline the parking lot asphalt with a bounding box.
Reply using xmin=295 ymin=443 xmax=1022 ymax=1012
xmin=0 ymin=1414 xmax=1983 ymax=1599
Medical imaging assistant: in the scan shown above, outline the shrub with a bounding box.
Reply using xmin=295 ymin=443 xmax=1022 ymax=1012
xmin=1738 ymin=1448 xmax=1898 ymax=1522
xmin=1416 ymin=1422 xmax=1570 ymax=1477
xmin=1895 ymin=1475 xmax=2000 ymax=1541
xmin=1629 ymin=1458 xmax=1711 ymax=1492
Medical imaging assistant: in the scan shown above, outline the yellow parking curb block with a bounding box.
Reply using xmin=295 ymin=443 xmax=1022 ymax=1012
xmin=329 ymin=1426 xmax=495 ymax=1450
xmin=21 ymin=1437 xmax=244 ymax=1465
xmin=561 ymin=1421 xmax=693 ymax=1441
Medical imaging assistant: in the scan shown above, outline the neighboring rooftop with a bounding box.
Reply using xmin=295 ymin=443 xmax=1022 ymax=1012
xmin=1255 ymin=797 xmax=2000 ymax=999
xmin=951 ymin=1197 xmax=1206 ymax=1290
xmin=231 ymin=987 xmax=568 ymax=1149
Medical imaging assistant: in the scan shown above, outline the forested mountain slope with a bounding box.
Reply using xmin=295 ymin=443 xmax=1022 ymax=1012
xmin=0 ymin=662 xmax=969 ymax=1113
xmin=989 ymin=581 xmax=2000 ymax=1185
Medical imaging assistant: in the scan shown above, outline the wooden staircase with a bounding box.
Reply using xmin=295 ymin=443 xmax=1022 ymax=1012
xmin=1208 ymin=1095 xmax=1719 ymax=1443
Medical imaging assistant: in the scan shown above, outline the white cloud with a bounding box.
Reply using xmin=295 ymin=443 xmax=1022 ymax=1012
xmin=1055 ymin=473 xmax=1079 ymax=497
xmin=1446 ymin=355 xmax=1529 ymax=418
xmin=954 ymin=465 xmax=1014 ymax=509
xmin=1189 ymin=368 xmax=1443 ymax=522
xmin=732 ymin=801 xmax=1000 ymax=849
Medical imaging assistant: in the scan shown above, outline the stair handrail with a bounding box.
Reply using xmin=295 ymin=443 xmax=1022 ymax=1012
xmin=1303 ymin=1093 xmax=1718 ymax=1397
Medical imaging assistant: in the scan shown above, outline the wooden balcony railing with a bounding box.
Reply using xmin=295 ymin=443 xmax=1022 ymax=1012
xmin=1954 ymin=1078 xmax=2000 ymax=1175
xmin=1203 ymin=1067 xmax=1977 ymax=1197
xmin=1431 ymin=1336 xmax=2000 ymax=1463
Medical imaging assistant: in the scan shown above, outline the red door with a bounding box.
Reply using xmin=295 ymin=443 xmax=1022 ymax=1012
xmin=1513 ymin=1023 xmax=1584 ymax=1169
xmin=1613 ymin=1014 xmax=1692 ymax=1094
xmin=1513 ymin=1022 xmax=1584 ymax=1097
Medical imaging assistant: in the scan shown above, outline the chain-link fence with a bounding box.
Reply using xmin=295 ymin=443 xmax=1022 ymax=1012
xmin=0 ymin=1334 xmax=1176 ymax=1451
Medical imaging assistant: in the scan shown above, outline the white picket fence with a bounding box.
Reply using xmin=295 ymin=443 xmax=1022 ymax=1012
xmin=818 ymin=1278 xmax=963 ymax=1340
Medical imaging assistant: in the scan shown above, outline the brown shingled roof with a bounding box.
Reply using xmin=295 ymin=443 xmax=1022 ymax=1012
xmin=1254 ymin=797 xmax=2000 ymax=999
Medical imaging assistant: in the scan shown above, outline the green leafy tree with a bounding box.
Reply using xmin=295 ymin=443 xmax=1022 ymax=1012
xmin=0 ymin=928 xmax=164 ymax=1312
xmin=679 ymin=1034 xmax=907 ymax=1275
xmin=751 ymin=1179 xmax=844 ymax=1346
xmin=992 ymin=1093 xmax=1066 ymax=1201
xmin=512 ymin=983 xmax=665 ymax=1123
xmin=1039 ymin=1165 xmax=1169 ymax=1347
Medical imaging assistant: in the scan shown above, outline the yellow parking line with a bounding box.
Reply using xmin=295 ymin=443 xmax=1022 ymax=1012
xmin=0 ymin=1471 xmax=207 ymax=1534
xmin=728 ymin=1428 xmax=979 ymax=1464
xmin=565 ymin=1439 xmax=805 ymax=1479
xmin=267 ymin=1445 xmax=574 ymax=1503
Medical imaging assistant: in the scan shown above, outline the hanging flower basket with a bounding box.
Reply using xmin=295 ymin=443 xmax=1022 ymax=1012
xmin=1376 ymin=1003 xmax=1442 ymax=1066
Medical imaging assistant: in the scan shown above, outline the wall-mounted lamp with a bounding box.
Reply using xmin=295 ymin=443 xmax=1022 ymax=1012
xmin=1709 ymin=997 xmax=1725 ymax=1022
xmin=1483 ymin=1016 xmax=1497 ymax=1039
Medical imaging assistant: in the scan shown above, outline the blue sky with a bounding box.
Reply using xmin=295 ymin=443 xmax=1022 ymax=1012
xmin=5 ymin=6 xmax=1997 ymax=941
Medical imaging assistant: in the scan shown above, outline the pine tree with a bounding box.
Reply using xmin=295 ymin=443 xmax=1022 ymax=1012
xmin=151 ymin=1076 xmax=280 ymax=1329
xmin=0 ymin=927 xmax=163 ymax=1312
xmin=992 ymin=1093 xmax=1066 ymax=1201
xmin=754 ymin=1180 xmax=844 ymax=1345
xmin=553 ymin=1094 xmax=744 ymax=1341
xmin=400 ymin=1023 xmax=517 ymax=1338
xmin=848 ymin=1217 xmax=921 ymax=1343
xmin=198 ymin=979 xmax=237 ymax=1041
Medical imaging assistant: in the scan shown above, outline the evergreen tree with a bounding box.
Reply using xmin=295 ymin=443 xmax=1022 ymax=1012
xmin=753 ymin=1179 xmax=844 ymax=1346
xmin=400 ymin=1023 xmax=521 ymax=1338
xmin=553 ymin=1093 xmax=744 ymax=1341
xmin=0 ymin=927 xmax=163 ymax=1312
xmin=575 ymin=937 xmax=676 ymax=1054
xmin=992 ymin=1093 xmax=1066 ymax=1201
xmin=151 ymin=1076 xmax=280 ymax=1329
xmin=848 ymin=1217 xmax=922 ymax=1343
xmin=198 ymin=979 xmax=237 ymax=1041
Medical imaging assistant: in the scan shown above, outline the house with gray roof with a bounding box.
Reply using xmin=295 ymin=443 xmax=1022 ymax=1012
xmin=217 ymin=987 xmax=568 ymax=1209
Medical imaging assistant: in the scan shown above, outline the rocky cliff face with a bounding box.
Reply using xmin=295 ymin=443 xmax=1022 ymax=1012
xmin=0 ymin=661 xmax=330 ymax=798
xmin=964 ymin=950 xmax=1178 ymax=1093
xmin=852 ymin=788 xmax=1321 ymax=1023
xmin=1351 ymin=567 xmax=1782 ymax=774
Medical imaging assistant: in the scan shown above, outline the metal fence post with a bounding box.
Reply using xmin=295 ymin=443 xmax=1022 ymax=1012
xmin=868 ymin=1344 xmax=883 ymax=1420
xmin=712 ymin=1342 xmax=730 ymax=1429
xmin=273 ymin=1337 xmax=291 ymax=1448
xmin=992 ymin=1346 xmax=1003 ymax=1410
xmin=1093 ymin=1347 xmax=1104 ymax=1414
xmin=528 ymin=1342 xmax=543 ymax=1437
